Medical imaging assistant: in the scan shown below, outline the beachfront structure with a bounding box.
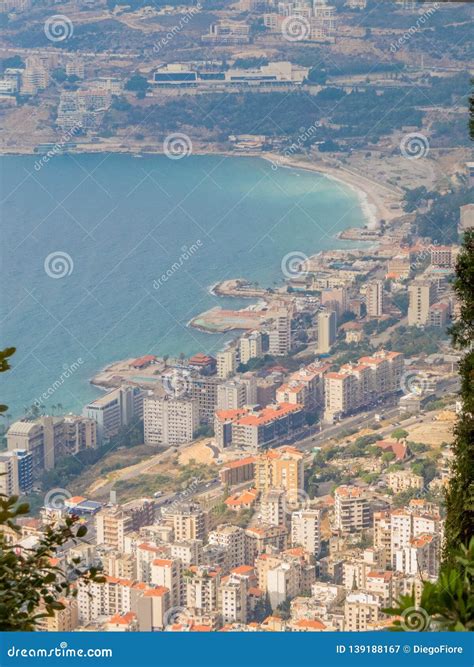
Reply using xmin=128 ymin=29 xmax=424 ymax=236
xmin=83 ymin=385 xmax=144 ymax=442
xmin=7 ymin=414 xmax=98 ymax=473
xmin=214 ymin=404 xmax=304 ymax=451
xmin=143 ymin=395 xmax=199 ymax=447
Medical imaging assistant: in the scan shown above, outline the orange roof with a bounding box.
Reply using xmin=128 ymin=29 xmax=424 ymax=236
xmin=367 ymin=571 xmax=393 ymax=581
xmin=236 ymin=403 xmax=301 ymax=427
xmin=66 ymin=496 xmax=86 ymax=505
xmin=190 ymin=625 xmax=212 ymax=632
xmin=222 ymin=456 xmax=256 ymax=469
xmin=231 ymin=565 xmax=255 ymax=576
xmin=152 ymin=558 xmax=173 ymax=567
xmin=335 ymin=485 xmax=365 ymax=498
xmin=189 ymin=353 xmax=215 ymax=366
xmin=294 ymin=619 xmax=326 ymax=630
xmin=225 ymin=488 xmax=257 ymax=507
xmin=215 ymin=408 xmax=247 ymax=422
xmin=144 ymin=586 xmax=169 ymax=597
xmin=132 ymin=355 xmax=156 ymax=368
xmin=138 ymin=543 xmax=162 ymax=553
xmin=108 ymin=612 xmax=136 ymax=625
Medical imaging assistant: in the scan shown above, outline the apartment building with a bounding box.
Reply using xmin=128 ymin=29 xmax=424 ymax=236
xmin=214 ymin=403 xmax=304 ymax=450
xmin=268 ymin=308 xmax=292 ymax=356
xmin=260 ymin=489 xmax=286 ymax=527
xmin=151 ymin=558 xmax=183 ymax=607
xmin=220 ymin=577 xmax=247 ymax=624
xmin=216 ymin=348 xmax=238 ymax=379
xmin=344 ymin=591 xmax=381 ymax=631
xmin=208 ymin=525 xmax=245 ymax=571
xmin=366 ymin=280 xmax=384 ymax=318
xmin=239 ymin=331 xmax=263 ymax=364
xmin=0 ymin=449 xmax=33 ymax=495
xmin=83 ymin=385 xmax=144 ymax=443
xmin=334 ymin=486 xmax=370 ymax=533
xmin=386 ymin=470 xmax=424 ymax=494
xmin=184 ymin=566 xmax=221 ymax=613
xmin=254 ymin=446 xmax=304 ymax=504
xmin=189 ymin=375 xmax=220 ymax=423
xmin=143 ymin=395 xmax=199 ymax=447
xmin=317 ymin=310 xmax=337 ymax=354
xmin=291 ymin=508 xmax=321 ymax=556
xmin=96 ymin=499 xmax=155 ymax=551
xmin=276 ymin=362 xmax=329 ymax=411
xmin=408 ymin=280 xmax=437 ymax=326
xmin=217 ymin=376 xmax=255 ymax=411
xmin=163 ymin=503 xmax=209 ymax=543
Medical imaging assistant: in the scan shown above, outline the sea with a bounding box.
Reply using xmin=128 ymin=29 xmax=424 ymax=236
xmin=0 ymin=153 xmax=368 ymax=418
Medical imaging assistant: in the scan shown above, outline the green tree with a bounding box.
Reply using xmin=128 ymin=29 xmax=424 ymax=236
xmin=385 ymin=538 xmax=474 ymax=631
xmin=0 ymin=348 xmax=104 ymax=630
xmin=391 ymin=428 xmax=409 ymax=442
xmin=444 ymin=230 xmax=474 ymax=563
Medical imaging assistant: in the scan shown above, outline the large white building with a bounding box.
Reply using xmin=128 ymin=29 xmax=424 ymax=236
xmin=83 ymin=385 xmax=144 ymax=443
xmin=291 ymin=508 xmax=321 ymax=556
xmin=143 ymin=395 xmax=199 ymax=447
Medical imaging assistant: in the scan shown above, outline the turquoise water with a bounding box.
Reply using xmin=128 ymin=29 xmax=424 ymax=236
xmin=0 ymin=153 xmax=366 ymax=417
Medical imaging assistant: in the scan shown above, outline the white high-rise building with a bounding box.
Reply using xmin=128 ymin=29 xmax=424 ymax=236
xmin=144 ymin=395 xmax=199 ymax=447
xmin=291 ymin=508 xmax=321 ymax=556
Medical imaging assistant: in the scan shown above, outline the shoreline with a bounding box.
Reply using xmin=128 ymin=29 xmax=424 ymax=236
xmin=1 ymin=145 xmax=403 ymax=229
